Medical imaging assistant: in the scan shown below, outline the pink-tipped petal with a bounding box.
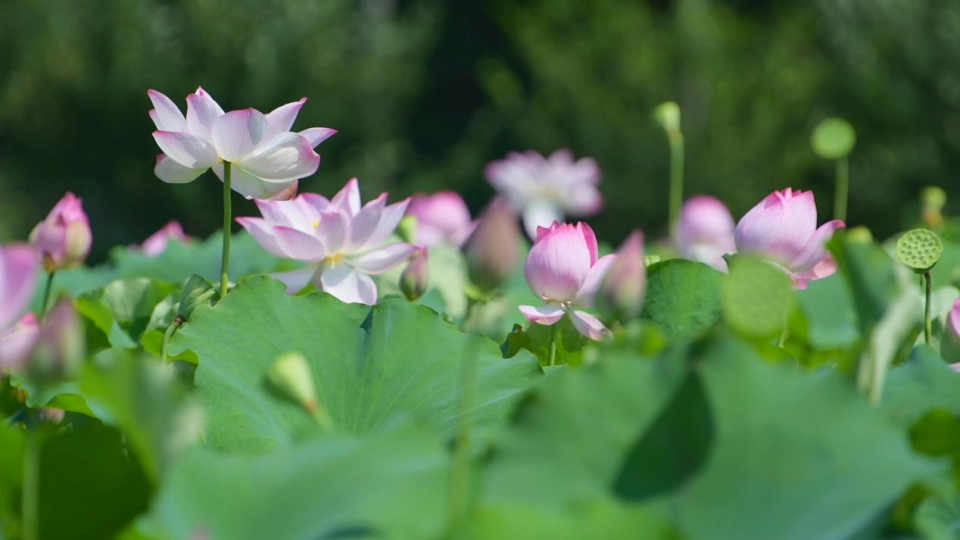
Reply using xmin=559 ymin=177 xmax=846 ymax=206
xmin=579 ymin=222 xmax=599 ymax=266
xmin=734 ymin=189 xmax=817 ymax=263
xmin=0 ymin=245 xmax=39 ymax=331
xmin=524 ymin=222 xmax=594 ymax=303
xmin=238 ymin=132 xmax=320 ymax=181
xmin=789 ymin=219 xmax=845 ymax=273
xmin=155 ymin=154 xmax=206 ymax=184
xmin=235 ymin=217 xmax=286 ymax=258
xmin=152 ymin=131 xmax=218 ymax=169
xmin=212 ymin=109 xmax=267 ymax=162
xmin=318 ymin=262 xmax=378 ymax=305
xmin=271 ymin=267 xmax=317 ymax=294
xmin=519 ymin=304 xmax=566 ymax=325
xmin=365 ymin=198 xmax=411 ymax=248
xmin=348 ymin=194 xmax=387 ymax=250
xmin=147 ymin=89 xmax=185 ymax=131
xmin=316 ymin=210 xmax=347 ymax=254
xmin=300 ymin=127 xmax=337 ymax=148
xmin=574 ymin=254 xmax=617 ymax=307
xmin=570 ymin=310 xmax=611 ymax=341
xmin=273 ymin=226 xmax=326 ymax=262
xmin=330 ymin=178 xmax=362 ymax=216
xmin=185 ymin=87 xmax=224 ymax=139
xmin=263 ymin=98 xmax=306 ymax=142
xmin=351 ymin=243 xmax=417 ymax=275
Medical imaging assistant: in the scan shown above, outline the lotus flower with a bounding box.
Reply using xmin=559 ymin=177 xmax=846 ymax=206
xmin=406 ymin=191 xmax=474 ymax=247
xmin=675 ymin=196 xmax=736 ymax=270
xmin=463 ymin=196 xmax=521 ymax=291
xmin=519 ymin=222 xmax=616 ymax=340
xmin=486 ymin=149 xmax=602 ymax=239
xmin=0 ymin=244 xmax=39 ymax=332
xmin=237 ymin=178 xmax=415 ymax=305
xmin=148 ymin=87 xmax=336 ymax=200
xmin=0 ymin=313 xmax=40 ymax=371
xmin=734 ymin=188 xmax=844 ymax=289
xmin=596 ymin=231 xmax=646 ymax=323
xmin=139 ymin=221 xmax=190 ymax=257
xmin=30 ymin=192 xmax=92 ymax=272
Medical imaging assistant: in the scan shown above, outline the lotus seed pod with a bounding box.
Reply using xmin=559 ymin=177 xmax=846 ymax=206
xmin=811 ymin=118 xmax=856 ymax=160
xmin=895 ymin=228 xmax=942 ymax=273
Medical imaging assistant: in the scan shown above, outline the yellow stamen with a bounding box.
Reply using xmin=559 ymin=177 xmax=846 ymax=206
xmin=311 ymin=219 xmax=320 ymax=229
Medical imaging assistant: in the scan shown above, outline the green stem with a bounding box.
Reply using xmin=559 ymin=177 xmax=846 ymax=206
xmin=23 ymin=427 xmax=40 ymax=540
xmin=160 ymin=316 xmax=183 ymax=363
xmin=448 ymin=348 xmax=478 ymax=532
xmin=668 ymin=132 xmax=685 ymax=238
xmin=548 ymin=323 xmax=558 ymax=367
xmin=38 ymin=271 xmax=55 ymax=323
xmin=834 ymin=156 xmax=849 ymax=223
xmin=924 ymin=271 xmax=932 ymax=345
xmin=220 ymin=162 xmax=233 ymax=299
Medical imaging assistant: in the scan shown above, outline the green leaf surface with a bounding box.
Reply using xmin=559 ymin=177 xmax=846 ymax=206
xmin=916 ymin=491 xmax=960 ymax=540
xmin=501 ymin=314 xmax=588 ymax=367
xmin=641 ymin=260 xmax=722 ymax=339
xmin=76 ymin=278 xmax=178 ymax=348
xmin=722 ymin=255 xmax=794 ymax=339
xmin=883 ymin=346 xmax=960 ymax=427
xmin=796 ymin=273 xmax=859 ymax=350
xmin=169 ymin=276 xmax=543 ymax=453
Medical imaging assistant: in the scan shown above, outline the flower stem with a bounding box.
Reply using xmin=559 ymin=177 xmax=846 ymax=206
xmin=548 ymin=323 xmax=558 ymax=367
xmin=220 ymin=162 xmax=233 ymax=299
xmin=23 ymin=427 xmax=40 ymax=540
xmin=924 ymin=270 xmax=932 ymax=345
xmin=38 ymin=271 xmax=55 ymax=324
xmin=160 ymin=316 xmax=183 ymax=363
xmin=834 ymin=156 xmax=849 ymax=223
xmin=447 ymin=347 xmax=478 ymax=533
xmin=668 ymin=133 xmax=685 ymax=238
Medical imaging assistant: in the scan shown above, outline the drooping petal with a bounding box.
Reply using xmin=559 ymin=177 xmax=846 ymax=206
xmin=316 ymin=210 xmax=347 ymax=254
xmin=574 ymin=254 xmax=617 ymax=307
xmin=237 ymin=132 xmax=320 ymax=181
xmin=330 ymin=178 xmax=362 ymax=216
xmin=519 ymin=303 xmax=566 ymax=325
xmin=272 ymin=226 xmax=326 ymax=262
xmin=185 ymin=87 xmax=224 ymax=139
xmin=235 ymin=217 xmax=286 ymax=258
xmin=152 ymin=131 xmax=218 ymax=169
xmin=271 ymin=267 xmax=317 ymax=294
xmin=570 ymin=310 xmax=611 ymax=341
xmin=522 ymin=201 xmax=562 ymax=240
xmin=300 ymin=127 xmax=337 ymax=148
xmin=318 ymin=262 xmax=378 ymax=305
xmin=154 ymin=154 xmax=206 ymax=184
xmin=147 ymin=89 xmax=185 ymax=131
xmin=348 ymin=194 xmax=386 ymax=250
xmin=351 ymin=243 xmax=416 ymax=275
xmin=212 ymin=109 xmax=267 ymax=162
xmin=263 ymin=98 xmax=306 ymax=142
xmin=365 ymin=198 xmax=411 ymax=248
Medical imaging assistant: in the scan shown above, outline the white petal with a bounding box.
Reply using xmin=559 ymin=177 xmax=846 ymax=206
xmin=574 ymin=254 xmax=617 ymax=307
xmin=152 ymin=131 xmax=218 ymax=169
xmin=570 ymin=310 xmax=611 ymax=341
xmin=316 ymin=210 xmax=347 ymax=254
xmin=330 ymin=178 xmax=361 ymax=216
xmin=350 ymin=243 xmax=416 ymax=275
xmin=212 ymin=109 xmax=267 ymax=162
xmin=271 ymin=267 xmax=317 ymax=294
xmin=212 ymin=163 xmax=295 ymax=201
xmin=348 ymin=194 xmax=386 ymax=250
xmin=365 ymin=198 xmax=411 ymax=247
xmin=147 ymin=89 xmax=185 ymax=131
xmin=318 ymin=262 xmax=378 ymax=305
xmin=300 ymin=127 xmax=337 ymax=147
xmin=263 ymin=98 xmax=306 ymax=142
xmin=518 ymin=304 xmax=566 ymax=325
xmin=522 ymin=201 xmax=562 ymax=240
xmin=272 ymin=226 xmax=326 ymax=262
xmin=235 ymin=218 xmax=286 ymax=258
xmin=238 ymin=133 xmax=320 ymax=181
xmin=154 ymin=154 xmax=206 ymax=184
xmin=185 ymin=87 xmax=224 ymax=139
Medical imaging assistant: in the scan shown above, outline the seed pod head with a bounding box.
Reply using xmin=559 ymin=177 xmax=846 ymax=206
xmin=896 ymin=228 xmax=942 ymax=274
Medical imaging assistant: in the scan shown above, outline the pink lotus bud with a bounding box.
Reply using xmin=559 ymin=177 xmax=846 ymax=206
xmin=597 ymin=231 xmax=646 ymax=322
xmin=675 ymin=196 xmax=736 ymax=270
xmin=734 ymin=188 xmax=844 ymax=289
xmin=463 ymin=197 xmax=521 ymax=291
xmin=0 ymin=313 xmax=40 ymax=371
xmin=30 ymin=192 xmax=92 ymax=272
xmin=407 ymin=191 xmax=474 ymax=247
xmin=27 ymin=299 xmax=84 ymax=384
xmin=525 ymin=222 xmax=598 ymax=303
xmin=0 ymin=243 xmax=39 ymax=332
xmin=942 ymin=298 xmax=960 ymax=362
xmin=140 ymin=221 xmax=190 ymax=257
xmin=399 ymin=247 xmax=429 ymax=301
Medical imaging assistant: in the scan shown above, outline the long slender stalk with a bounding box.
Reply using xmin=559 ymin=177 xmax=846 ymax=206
xmin=447 ymin=347 xmax=478 ymax=532
xmin=38 ymin=272 xmax=55 ymax=324
xmin=23 ymin=428 xmax=40 ymax=540
xmin=924 ymin=271 xmax=932 ymax=345
xmin=548 ymin=323 xmax=559 ymax=367
xmin=220 ymin=162 xmax=233 ymax=298
xmin=834 ymin=156 xmax=849 ymax=223
xmin=668 ymin=133 xmax=685 ymax=238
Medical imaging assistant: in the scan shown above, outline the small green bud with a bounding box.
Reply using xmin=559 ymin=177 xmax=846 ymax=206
xmin=921 ymin=186 xmax=947 ymax=229
xmin=266 ymin=352 xmax=318 ymax=412
xmin=178 ymin=274 xmax=218 ymax=320
xmin=653 ymin=101 xmax=681 ymax=137
xmin=896 ymin=228 xmax=942 ymax=273
xmin=811 ymin=117 xmax=856 ymax=160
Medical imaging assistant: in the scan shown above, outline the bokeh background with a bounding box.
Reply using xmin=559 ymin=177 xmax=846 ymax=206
xmin=2 ymin=0 xmax=959 ymax=262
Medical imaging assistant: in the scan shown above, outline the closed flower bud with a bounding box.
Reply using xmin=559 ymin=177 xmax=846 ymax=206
xmin=400 ymin=248 xmax=429 ymax=301
xmin=28 ymin=299 xmax=84 ymax=385
xmin=597 ymin=231 xmax=646 ymax=323
xmin=653 ymin=101 xmax=681 ymax=138
xmin=30 ymin=192 xmax=92 ymax=272
xmin=464 ymin=197 xmax=521 ymax=291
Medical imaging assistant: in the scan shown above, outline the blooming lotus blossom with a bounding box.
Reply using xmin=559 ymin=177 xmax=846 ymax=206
xmin=734 ymin=188 xmax=844 ymax=289
xmin=486 ymin=149 xmax=602 ymax=239
xmin=519 ymin=222 xmax=616 ymax=340
xmin=237 ymin=178 xmax=415 ymax=305
xmin=463 ymin=196 xmax=522 ymax=291
xmin=139 ymin=221 xmax=191 ymax=257
xmin=675 ymin=196 xmax=736 ymax=270
xmin=597 ymin=231 xmax=646 ymax=323
xmin=406 ymin=191 xmax=474 ymax=247
xmin=0 ymin=244 xmax=39 ymax=332
xmin=0 ymin=313 xmax=39 ymax=371
xmin=148 ymin=87 xmax=336 ymax=200
xmin=30 ymin=192 xmax=92 ymax=272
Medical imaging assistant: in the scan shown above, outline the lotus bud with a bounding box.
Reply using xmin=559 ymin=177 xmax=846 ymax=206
xmin=406 ymin=191 xmax=473 ymax=247
xmin=464 ymin=196 xmax=521 ymax=292
xmin=0 ymin=313 xmax=40 ymax=371
xmin=597 ymin=231 xmax=646 ymax=323
xmin=178 ymin=274 xmax=219 ymax=321
xmin=653 ymin=101 xmax=681 ymax=139
xmin=27 ymin=299 xmax=84 ymax=385
xmin=30 ymin=192 xmax=92 ymax=272
xmin=267 ymin=352 xmax=320 ymax=413
xmin=943 ymin=298 xmax=960 ymax=362
xmin=400 ymin=248 xmax=429 ymax=301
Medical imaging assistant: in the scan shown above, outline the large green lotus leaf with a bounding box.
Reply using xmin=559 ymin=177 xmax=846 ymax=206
xmin=641 ymin=260 xmax=722 ymax=339
xmin=830 ymin=235 xmax=899 ymax=334
xmin=795 ymin=272 xmax=859 ymax=350
xmin=915 ymin=491 xmax=960 ymax=540
xmin=673 ymin=337 xmax=938 ymax=540
xmin=0 ymin=424 xmax=23 ymax=523
xmin=169 ymin=276 xmax=543 ymax=453
xmin=75 ymin=278 xmax=178 ymax=349
xmin=137 ymin=419 xmax=448 ymax=540
xmin=883 ymin=346 xmax=960 ymax=427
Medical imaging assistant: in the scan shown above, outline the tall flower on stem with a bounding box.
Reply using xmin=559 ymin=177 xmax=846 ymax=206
xmin=237 ymin=178 xmax=415 ymax=305
xmin=486 ymin=149 xmax=602 ymax=239
xmin=30 ymin=193 xmax=91 ymax=318
xmin=520 ymin=222 xmax=617 ymax=363
xmin=147 ymin=87 xmax=336 ymax=297
xmin=734 ymin=188 xmax=844 ymax=289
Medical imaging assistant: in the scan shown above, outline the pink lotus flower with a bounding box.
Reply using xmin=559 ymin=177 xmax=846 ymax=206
xmin=0 ymin=313 xmax=39 ymax=371
xmin=237 ymin=178 xmax=415 ymax=305
xmin=597 ymin=231 xmax=646 ymax=322
xmin=148 ymin=87 xmax=336 ymax=200
xmin=734 ymin=188 xmax=844 ymax=289
xmin=406 ymin=191 xmax=474 ymax=247
xmin=140 ymin=221 xmax=191 ymax=257
xmin=486 ymin=149 xmax=602 ymax=239
xmin=30 ymin=192 xmax=92 ymax=272
xmin=519 ymin=222 xmax=616 ymax=340
xmin=675 ymin=196 xmax=736 ymax=271
xmin=0 ymin=244 xmax=39 ymax=332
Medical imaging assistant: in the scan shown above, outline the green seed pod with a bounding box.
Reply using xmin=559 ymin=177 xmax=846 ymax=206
xmin=895 ymin=228 xmax=942 ymax=273
xmin=811 ymin=117 xmax=856 ymax=160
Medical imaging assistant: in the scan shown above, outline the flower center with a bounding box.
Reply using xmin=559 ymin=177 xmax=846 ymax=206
xmin=325 ymin=253 xmax=344 ymax=264
xmin=311 ymin=219 xmax=320 ymax=229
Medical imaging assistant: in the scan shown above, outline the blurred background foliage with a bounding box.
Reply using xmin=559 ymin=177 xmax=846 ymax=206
xmin=2 ymin=0 xmax=960 ymax=261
